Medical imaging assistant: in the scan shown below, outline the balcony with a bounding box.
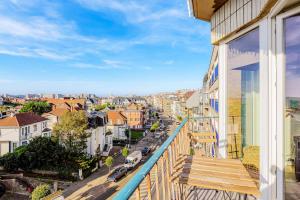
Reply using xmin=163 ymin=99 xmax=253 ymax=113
xmin=113 ymin=117 xmax=260 ymax=200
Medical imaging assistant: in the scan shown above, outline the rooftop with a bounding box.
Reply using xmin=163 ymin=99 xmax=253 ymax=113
xmin=0 ymin=112 xmax=48 ymax=127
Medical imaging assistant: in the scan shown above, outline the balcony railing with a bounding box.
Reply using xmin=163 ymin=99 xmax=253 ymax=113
xmin=113 ymin=116 xmax=219 ymax=200
xmin=113 ymin=116 xmax=260 ymax=200
xmin=113 ymin=118 xmax=189 ymax=200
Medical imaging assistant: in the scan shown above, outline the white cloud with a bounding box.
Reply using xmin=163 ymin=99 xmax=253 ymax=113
xmin=76 ymin=0 xmax=184 ymax=24
xmin=164 ymin=60 xmax=174 ymax=65
xmin=0 ymin=0 xmax=211 ymax=65
xmin=72 ymin=61 xmax=132 ymax=70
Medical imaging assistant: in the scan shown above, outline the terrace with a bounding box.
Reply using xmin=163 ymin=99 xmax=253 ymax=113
xmin=113 ymin=117 xmax=260 ymax=200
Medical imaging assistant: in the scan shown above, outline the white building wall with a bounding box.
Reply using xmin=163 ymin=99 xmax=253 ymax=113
xmin=86 ymin=126 xmax=106 ymax=156
xmin=107 ymin=125 xmax=127 ymax=140
xmin=0 ymin=128 xmax=19 ymax=156
xmin=211 ymin=0 xmax=272 ymax=44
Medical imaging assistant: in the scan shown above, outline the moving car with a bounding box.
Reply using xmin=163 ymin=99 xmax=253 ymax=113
xmin=124 ymin=151 xmax=142 ymax=169
xmin=107 ymin=166 xmax=128 ymax=182
xmin=141 ymin=147 xmax=150 ymax=156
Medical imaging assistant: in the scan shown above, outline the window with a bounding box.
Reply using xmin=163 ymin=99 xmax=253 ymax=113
xmin=33 ymin=124 xmax=37 ymax=132
xmin=284 ymin=15 xmax=300 ymax=197
xmin=227 ymin=28 xmax=260 ymax=162
xmin=12 ymin=142 xmax=17 ymax=151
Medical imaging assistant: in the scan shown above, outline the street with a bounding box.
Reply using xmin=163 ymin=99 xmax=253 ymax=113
xmin=62 ymin=115 xmax=175 ymax=200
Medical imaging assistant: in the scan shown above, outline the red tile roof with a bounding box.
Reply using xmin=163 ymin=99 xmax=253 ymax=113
xmin=46 ymin=108 xmax=70 ymax=117
xmin=107 ymin=111 xmax=127 ymax=125
xmin=0 ymin=112 xmax=48 ymax=127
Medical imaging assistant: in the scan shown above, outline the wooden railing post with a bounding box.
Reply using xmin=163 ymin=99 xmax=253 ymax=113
xmin=165 ymin=151 xmax=171 ymax=199
xmin=155 ymin=163 xmax=160 ymax=200
xmin=161 ymin=156 xmax=166 ymax=199
xmin=146 ymin=173 xmax=152 ymax=200
xmin=171 ymin=143 xmax=176 ymax=167
xmin=135 ymin=186 xmax=141 ymax=200
xmin=179 ymin=130 xmax=182 ymax=156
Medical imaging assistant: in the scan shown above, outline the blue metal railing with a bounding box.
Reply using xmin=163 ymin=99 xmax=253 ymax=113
xmin=113 ymin=117 xmax=188 ymax=200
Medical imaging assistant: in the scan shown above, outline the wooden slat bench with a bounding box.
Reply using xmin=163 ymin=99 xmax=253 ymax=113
xmin=171 ymin=156 xmax=260 ymax=199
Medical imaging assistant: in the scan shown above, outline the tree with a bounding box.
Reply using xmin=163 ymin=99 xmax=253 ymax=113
xmin=176 ymin=115 xmax=183 ymax=122
xmin=94 ymin=104 xmax=107 ymax=111
xmin=105 ymin=156 xmax=114 ymax=172
xmin=53 ymin=111 xmax=89 ymax=153
xmin=0 ymin=106 xmax=9 ymax=112
xmin=31 ymin=184 xmax=51 ymax=200
xmin=150 ymin=122 xmax=160 ymax=132
xmin=94 ymin=102 xmax=115 ymax=111
xmin=19 ymin=101 xmax=51 ymax=115
xmin=189 ymin=148 xmax=195 ymax=156
xmin=121 ymin=147 xmax=129 ymax=160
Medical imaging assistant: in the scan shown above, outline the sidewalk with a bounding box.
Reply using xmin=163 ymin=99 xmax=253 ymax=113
xmin=62 ymin=154 xmax=124 ymax=200
xmin=62 ymin=132 xmax=157 ymax=200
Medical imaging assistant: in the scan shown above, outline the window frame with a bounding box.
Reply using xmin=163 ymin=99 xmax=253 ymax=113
xmin=275 ymin=5 xmax=300 ymax=200
xmin=218 ymin=19 xmax=270 ymax=199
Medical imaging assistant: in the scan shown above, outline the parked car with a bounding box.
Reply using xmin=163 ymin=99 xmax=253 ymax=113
xmin=154 ymin=132 xmax=161 ymax=139
xmin=141 ymin=147 xmax=150 ymax=156
xmin=124 ymin=151 xmax=142 ymax=169
xmin=107 ymin=166 xmax=128 ymax=182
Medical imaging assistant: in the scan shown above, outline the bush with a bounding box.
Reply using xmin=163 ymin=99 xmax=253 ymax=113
xmin=31 ymin=184 xmax=51 ymax=200
xmin=78 ymin=157 xmax=98 ymax=178
xmin=0 ymin=137 xmax=84 ymax=175
xmin=58 ymin=169 xmax=77 ymax=181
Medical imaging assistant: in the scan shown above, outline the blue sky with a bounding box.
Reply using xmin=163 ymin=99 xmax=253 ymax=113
xmin=0 ymin=0 xmax=211 ymax=96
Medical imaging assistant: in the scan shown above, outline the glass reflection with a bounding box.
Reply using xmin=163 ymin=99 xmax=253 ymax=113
xmin=284 ymin=15 xmax=300 ymax=200
xmin=227 ymin=28 xmax=260 ymax=178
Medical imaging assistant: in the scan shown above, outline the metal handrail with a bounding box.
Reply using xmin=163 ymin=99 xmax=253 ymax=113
xmin=113 ymin=117 xmax=188 ymax=200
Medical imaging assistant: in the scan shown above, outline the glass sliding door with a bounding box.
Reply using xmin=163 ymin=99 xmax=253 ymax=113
xmin=284 ymin=14 xmax=300 ymax=200
xmin=227 ymin=28 xmax=260 ymax=178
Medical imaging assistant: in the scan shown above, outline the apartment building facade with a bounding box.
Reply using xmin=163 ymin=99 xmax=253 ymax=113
xmin=121 ymin=103 xmax=144 ymax=129
xmin=188 ymin=0 xmax=300 ymax=199
xmin=86 ymin=111 xmax=112 ymax=157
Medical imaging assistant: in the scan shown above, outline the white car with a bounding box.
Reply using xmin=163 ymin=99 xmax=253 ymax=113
xmin=154 ymin=132 xmax=161 ymax=139
xmin=124 ymin=151 xmax=142 ymax=169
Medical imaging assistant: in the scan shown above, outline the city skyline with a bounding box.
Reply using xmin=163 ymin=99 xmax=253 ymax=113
xmin=0 ymin=0 xmax=211 ymax=95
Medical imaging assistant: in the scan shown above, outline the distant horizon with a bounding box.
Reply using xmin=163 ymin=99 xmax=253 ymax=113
xmin=1 ymin=87 xmax=198 ymax=98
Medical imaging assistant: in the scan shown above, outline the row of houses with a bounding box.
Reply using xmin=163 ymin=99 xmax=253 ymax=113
xmin=150 ymin=90 xmax=195 ymax=119
xmin=0 ymin=97 xmax=149 ymax=157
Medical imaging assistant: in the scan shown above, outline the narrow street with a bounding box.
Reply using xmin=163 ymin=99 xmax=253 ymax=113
xmin=62 ymin=116 xmax=175 ymax=200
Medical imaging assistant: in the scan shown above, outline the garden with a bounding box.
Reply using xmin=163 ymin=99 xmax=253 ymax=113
xmin=0 ymin=137 xmax=97 ymax=181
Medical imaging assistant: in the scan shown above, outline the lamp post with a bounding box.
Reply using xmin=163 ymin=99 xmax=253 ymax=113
xmin=126 ymin=124 xmax=131 ymax=149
